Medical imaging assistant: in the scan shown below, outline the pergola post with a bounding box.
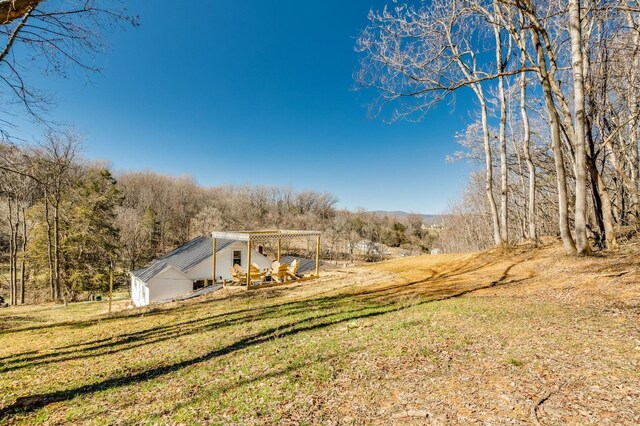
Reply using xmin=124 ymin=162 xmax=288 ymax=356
xmin=315 ymin=235 xmax=321 ymax=277
xmin=212 ymin=237 xmax=217 ymax=284
xmin=246 ymin=239 xmax=252 ymax=290
xmin=211 ymin=230 xmax=321 ymax=288
xmin=277 ymin=238 xmax=281 ymax=262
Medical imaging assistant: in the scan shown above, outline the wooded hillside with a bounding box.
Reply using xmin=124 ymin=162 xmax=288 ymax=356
xmin=0 ymin=134 xmax=436 ymax=304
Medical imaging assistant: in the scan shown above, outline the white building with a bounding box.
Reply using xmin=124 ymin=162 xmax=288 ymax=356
xmin=130 ymin=236 xmax=272 ymax=307
xmin=351 ymin=240 xmax=390 ymax=256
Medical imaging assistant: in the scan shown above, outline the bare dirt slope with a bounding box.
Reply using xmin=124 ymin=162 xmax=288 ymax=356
xmin=0 ymin=241 xmax=639 ymax=425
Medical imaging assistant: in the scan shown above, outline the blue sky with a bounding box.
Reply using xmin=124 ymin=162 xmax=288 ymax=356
xmin=14 ymin=0 xmax=476 ymax=214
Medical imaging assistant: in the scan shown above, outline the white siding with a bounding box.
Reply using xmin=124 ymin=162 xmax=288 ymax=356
xmin=187 ymin=241 xmax=272 ymax=282
xmin=130 ymin=241 xmax=275 ymax=307
xmin=131 ymin=275 xmax=149 ymax=307
xmin=147 ymin=266 xmax=193 ymax=303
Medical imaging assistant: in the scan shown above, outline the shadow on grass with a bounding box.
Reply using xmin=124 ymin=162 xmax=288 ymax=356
xmin=0 ymin=299 xmax=374 ymax=373
xmin=0 ymin=256 xmax=507 ymax=371
xmin=0 ymin=257 xmax=523 ymax=420
xmin=145 ymin=348 xmax=362 ymax=423
xmin=0 ymin=300 xmax=402 ymax=418
xmin=0 ymin=252 xmax=503 ymax=335
xmin=0 ymin=257 xmax=488 ymax=368
xmin=0 ymin=278 xmax=415 ymax=369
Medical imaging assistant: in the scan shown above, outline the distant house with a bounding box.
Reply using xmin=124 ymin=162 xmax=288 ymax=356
xmin=351 ymin=240 xmax=390 ymax=256
xmin=422 ymin=223 xmax=443 ymax=231
xmin=352 ymin=240 xmax=373 ymax=253
xmin=130 ymin=236 xmax=272 ymax=307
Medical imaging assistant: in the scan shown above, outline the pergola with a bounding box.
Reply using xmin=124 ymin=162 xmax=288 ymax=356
xmin=211 ymin=230 xmax=322 ymax=289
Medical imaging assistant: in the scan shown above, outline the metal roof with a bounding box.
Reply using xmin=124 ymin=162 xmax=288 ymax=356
xmin=131 ymin=236 xmax=235 ymax=282
xmin=280 ymin=256 xmax=320 ymax=274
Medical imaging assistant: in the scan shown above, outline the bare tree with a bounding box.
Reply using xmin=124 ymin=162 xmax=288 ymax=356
xmin=32 ymin=130 xmax=80 ymax=300
xmin=356 ymin=0 xmax=540 ymax=246
xmin=0 ymin=0 xmax=137 ymax=135
xmin=568 ymin=0 xmax=591 ymax=254
xmin=190 ymin=205 xmax=224 ymax=238
xmin=0 ymin=142 xmax=37 ymax=304
xmin=516 ymin=16 xmax=537 ymax=242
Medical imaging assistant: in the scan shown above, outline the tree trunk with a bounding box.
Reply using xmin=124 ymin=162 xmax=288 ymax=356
xmin=20 ymin=204 xmax=27 ymax=304
xmin=586 ymin=112 xmax=618 ymax=249
xmin=583 ymin=30 xmax=618 ymax=250
xmin=7 ymin=196 xmax=15 ymax=305
xmin=494 ymin=18 xmax=508 ymax=244
xmin=446 ymin=23 xmax=501 ymax=246
xmin=589 ymin=171 xmax=606 ymax=248
xmin=520 ymin=72 xmax=537 ymax=242
xmin=569 ymin=0 xmax=591 ymax=255
xmin=532 ymin=29 xmax=576 ymax=253
xmin=498 ymin=81 xmax=508 ymax=244
xmin=625 ymin=10 xmax=640 ymax=222
xmin=480 ymin=99 xmax=502 ymax=246
xmin=593 ymin=167 xmax=617 ymax=250
xmin=0 ymin=0 xmax=43 ymax=24
xmin=525 ymin=1 xmax=591 ymax=251
xmin=54 ymin=195 xmax=60 ymax=301
xmin=44 ymin=189 xmax=54 ymax=300
xmin=13 ymin=199 xmax=18 ymax=305
xmin=515 ymin=16 xmax=537 ymax=243
xmin=509 ymin=130 xmax=528 ymax=241
xmin=585 ymin=152 xmax=618 ymax=249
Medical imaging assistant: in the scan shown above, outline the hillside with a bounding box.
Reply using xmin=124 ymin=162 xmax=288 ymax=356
xmin=1 ymin=241 xmax=639 ymax=425
xmin=370 ymin=211 xmax=444 ymax=224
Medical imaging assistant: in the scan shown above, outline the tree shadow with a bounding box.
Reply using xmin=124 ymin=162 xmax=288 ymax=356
xmin=155 ymin=349 xmax=362 ymax=422
xmin=0 ymin=306 xmax=169 ymax=335
xmin=0 ymin=296 xmax=368 ymax=371
xmin=0 ymin=299 xmax=401 ymax=418
xmin=0 ymin=257 xmax=525 ymax=420
xmin=1 ymin=256 xmax=522 ymax=372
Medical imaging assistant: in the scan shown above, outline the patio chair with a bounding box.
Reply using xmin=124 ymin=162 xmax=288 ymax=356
xmin=229 ymin=267 xmax=246 ymax=285
xmin=286 ymin=259 xmax=301 ymax=280
xmin=250 ymin=263 xmax=267 ymax=283
xmin=269 ymin=261 xmax=289 ymax=283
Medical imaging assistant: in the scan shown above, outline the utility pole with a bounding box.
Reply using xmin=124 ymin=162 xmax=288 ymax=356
xmin=109 ymin=259 xmax=113 ymax=314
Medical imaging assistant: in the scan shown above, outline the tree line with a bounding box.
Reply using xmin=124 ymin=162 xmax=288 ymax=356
xmin=0 ymin=134 xmax=435 ymax=305
xmin=357 ymin=0 xmax=640 ymax=253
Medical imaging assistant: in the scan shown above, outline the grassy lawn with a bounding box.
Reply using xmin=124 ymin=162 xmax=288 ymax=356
xmin=1 ymin=243 xmax=639 ymax=425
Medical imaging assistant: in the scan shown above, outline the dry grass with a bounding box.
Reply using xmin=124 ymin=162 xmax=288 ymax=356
xmin=0 ymin=240 xmax=639 ymax=425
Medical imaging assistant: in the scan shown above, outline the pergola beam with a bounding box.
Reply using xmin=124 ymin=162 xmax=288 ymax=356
xmin=212 ymin=230 xmax=321 ymax=244
xmin=211 ymin=231 xmax=250 ymax=241
xmin=211 ymin=229 xmax=323 ymax=290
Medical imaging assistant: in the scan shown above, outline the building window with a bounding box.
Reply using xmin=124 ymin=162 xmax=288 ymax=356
xmin=233 ymin=250 xmax=242 ymax=267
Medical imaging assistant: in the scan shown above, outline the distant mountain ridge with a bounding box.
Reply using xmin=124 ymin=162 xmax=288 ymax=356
xmin=370 ymin=210 xmax=444 ymax=224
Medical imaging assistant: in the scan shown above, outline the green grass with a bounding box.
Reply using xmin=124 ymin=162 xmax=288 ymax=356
xmin=0 ymin=288 xmax=416 ymax=423
xmin=508 ymin=357 xmax=524 ymax=367
xmin=1 ymin=246 xmax=639 ymax=425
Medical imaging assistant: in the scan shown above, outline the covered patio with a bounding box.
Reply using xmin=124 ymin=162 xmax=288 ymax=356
xmin=211 ymin=230 xmax=322 ymax=290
